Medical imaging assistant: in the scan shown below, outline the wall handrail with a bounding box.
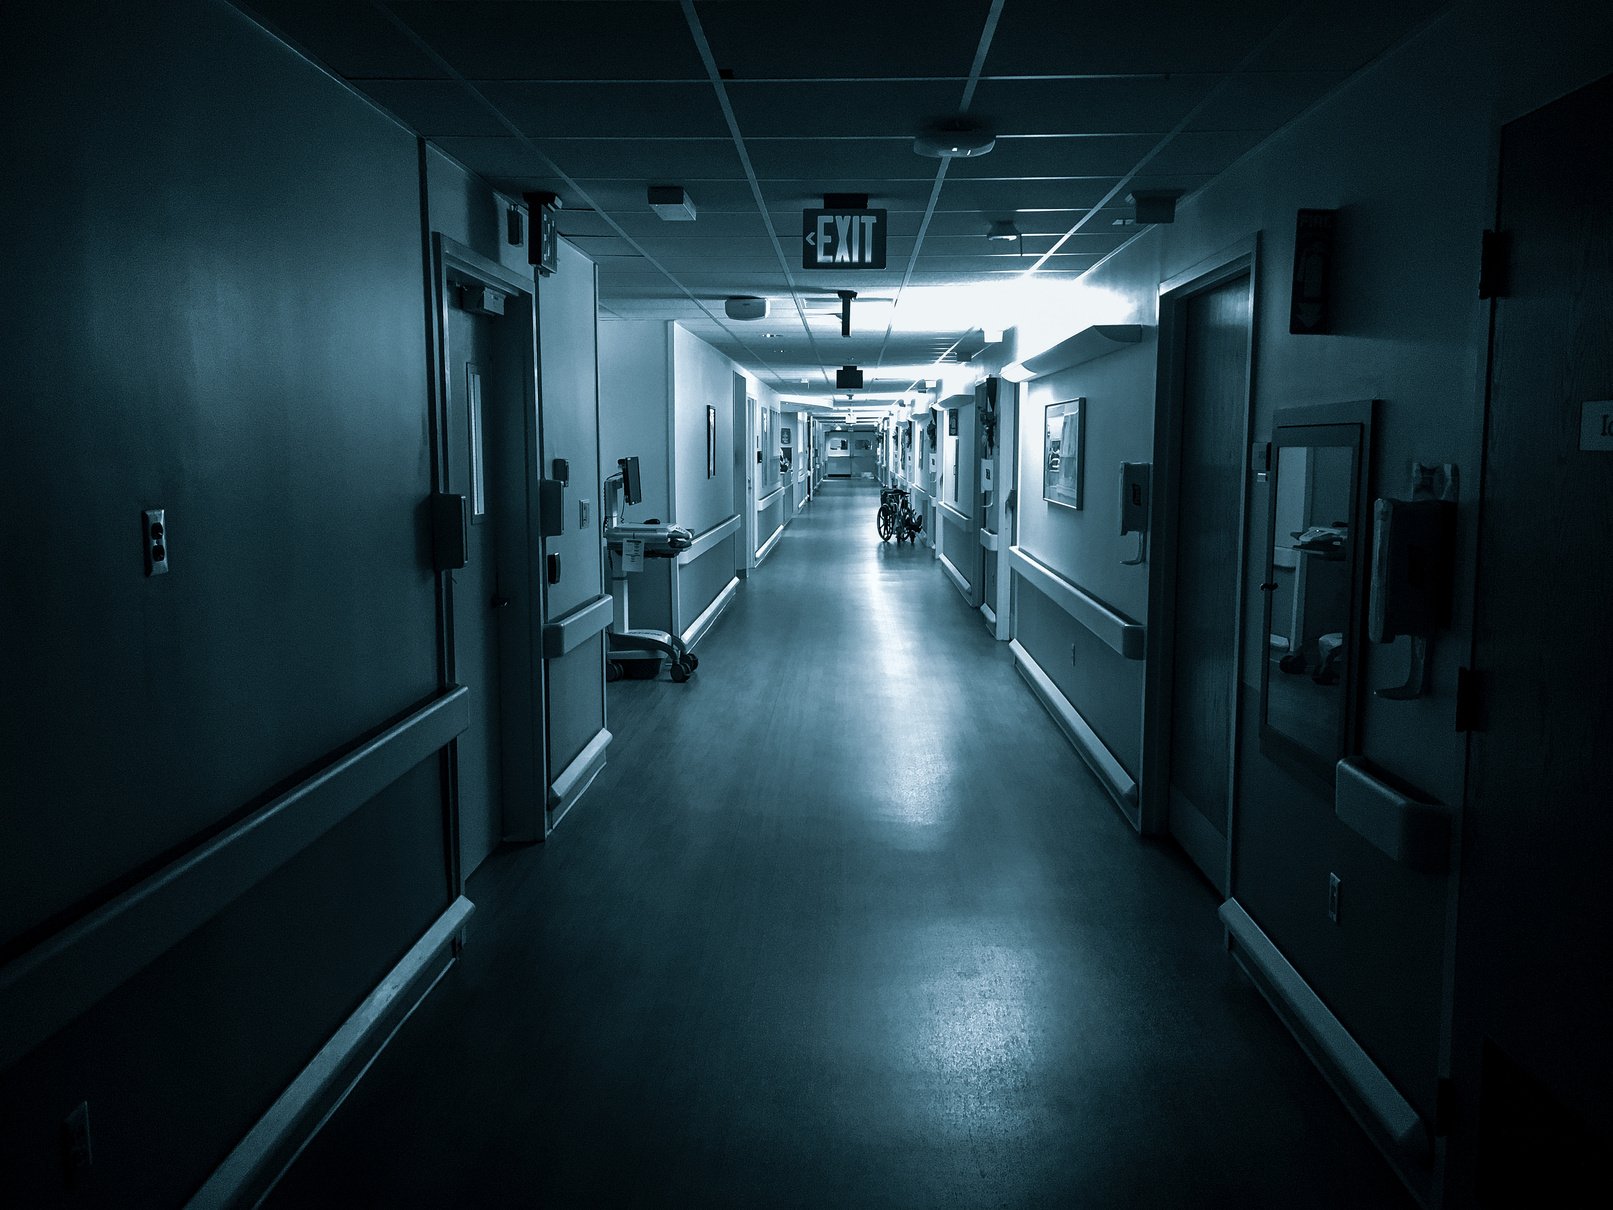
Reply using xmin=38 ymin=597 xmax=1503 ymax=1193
xmin=1008 ymin=545 xmax=1146 ymax=660
xmin=675 ymin=513 xmax=741 ymax=566
xmin=937 ymin=500 xmax=971 ymax=526
xmin=0 ymin=686 xmax=470 ymax=1072
xmin=542 ymin=593 xmax=613 ymax=657
xmin=756 ymin=484 xmax=787 ymax=511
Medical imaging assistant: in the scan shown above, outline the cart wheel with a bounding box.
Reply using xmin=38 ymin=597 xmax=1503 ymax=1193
xmin=627 ymin=659 xmax=661 ymax=680
xmin=684 ymin=653 xmax=698 ymax=671
xmin=669 ymin=660 xmax=690 ymax=683
xmin=606 ymin=660 xmax=624 ymax=682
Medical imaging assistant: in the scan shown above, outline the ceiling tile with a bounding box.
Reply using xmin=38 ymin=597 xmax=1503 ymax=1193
xmin=484 ymin=83 xmax=730 ymax=139
xmin=947 ymin=135 xmax=1159 ymax=178
xmin=1188 ymin=71 xmax=1352 ymax=132
xmin=242 ymin=0 xmax=446 ymax=78
xmin=746 ymin=139 xmax=939 ymax=181
xmin=726 ymin=81 xmax=967 ymax=137
xmin=971 ymin=76 xmax=1223 ymax=135
xmin=355 ymin=80 xmax=508 ymax=137
xmin=985 ymin=0 xmax=1294 ymax=75
xmin=389 ymin=1 xmax=709 ymax=80
xmin=695 ymin=0 xmax=995 ymax=80
xmin=1245 ymin=0 xmax=1449 ymax=72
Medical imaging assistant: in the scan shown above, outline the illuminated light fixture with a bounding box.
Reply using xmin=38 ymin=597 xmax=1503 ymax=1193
xmin=725 ymin=295 xmax=767 ymax=319
xmin=983 ymin=328 xmax=1005 ymax=344
xmin=648 ymin=185 xmax=697 ymax=221
xmin=1001 ymin=324 xmax=1146 ymax=383
xmin=986 ymin=220 xmax=1020 ymax=241
xmin=914 ymin=122 xmax=996 ymax=159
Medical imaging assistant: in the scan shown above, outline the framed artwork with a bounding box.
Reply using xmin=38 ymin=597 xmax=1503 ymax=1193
xmin=706 ymin=404 xmax=717 ymax=478
xmin=780 ymin=426 xmax=792 ymax=446
xmin=1043 ymin=398 xmax=1085 ymax=509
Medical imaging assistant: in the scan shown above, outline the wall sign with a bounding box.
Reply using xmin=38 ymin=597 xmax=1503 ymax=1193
xmin=1581 ymin=400 xmax=1613 ymax=451
xmin=802 ymin=208 xmax=887 ymax=269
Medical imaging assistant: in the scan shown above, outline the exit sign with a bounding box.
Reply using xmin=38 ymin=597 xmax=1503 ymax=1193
xmin=802 ymin=208 xmax=887 ymax=269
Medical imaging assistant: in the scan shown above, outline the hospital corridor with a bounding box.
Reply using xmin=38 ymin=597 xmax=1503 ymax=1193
xmin=4 ymin=2 xmax=1611 ymax=1207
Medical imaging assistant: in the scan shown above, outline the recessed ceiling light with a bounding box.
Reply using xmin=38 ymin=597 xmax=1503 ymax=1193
xmin=986 ymin=220 xmax=1020 ymax=241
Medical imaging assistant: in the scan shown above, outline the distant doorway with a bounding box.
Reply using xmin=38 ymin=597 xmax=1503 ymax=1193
xmin=1145 ymin=244 xmax=1257 ymax=891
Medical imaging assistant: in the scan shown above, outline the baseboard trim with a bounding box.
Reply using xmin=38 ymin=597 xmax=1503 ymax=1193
xmin=682 ymin=577 xmax=739 ymax=650
xmin=1219 ymin=898 xmax=1431 ymax=1179
xmin=547 ymin=728 xmax=611 ymax=831
xmin=1169 ymin=787 xmax=1230 ymax=894
xmin=754 ymin=523 xmax=785 ymax=564
xmin=187 ymin=895 xmax=475 ymax=1209
xmin=938 ymin=551 xmax=971 ymax=598
xmin=1010 ymin=639 xmax=1140 ymax=829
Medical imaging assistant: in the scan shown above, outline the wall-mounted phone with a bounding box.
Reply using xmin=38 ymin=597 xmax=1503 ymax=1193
xmin=1119 ymin=462 xmax=1151 ymax=565
xmin=1369 ymin=463 xmax=1457 ymax=699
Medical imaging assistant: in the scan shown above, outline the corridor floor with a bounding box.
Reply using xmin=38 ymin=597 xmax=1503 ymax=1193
xmin=269 ymin=480 xmax=1413 ymax=1208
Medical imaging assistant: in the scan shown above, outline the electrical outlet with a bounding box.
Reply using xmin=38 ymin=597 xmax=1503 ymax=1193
xmin=1327 ymin=873 xmax=1342 ymax=924
xmin=143 ymin=508 xmax=168 ymax=576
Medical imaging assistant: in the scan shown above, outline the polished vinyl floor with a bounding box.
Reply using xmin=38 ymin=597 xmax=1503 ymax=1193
xmin=269 ymin=480 xmax=1413 ymax=1208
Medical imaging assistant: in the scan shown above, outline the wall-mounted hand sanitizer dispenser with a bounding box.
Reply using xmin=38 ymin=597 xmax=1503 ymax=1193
xmin=1119 ymin=462 xmax=1151 ymax=566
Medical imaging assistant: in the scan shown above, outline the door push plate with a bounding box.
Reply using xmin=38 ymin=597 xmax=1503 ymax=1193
xmin=430 ymin=492 xmax=469 ymax=570
xmin=538 ymin=479 xmax=565 ymax=537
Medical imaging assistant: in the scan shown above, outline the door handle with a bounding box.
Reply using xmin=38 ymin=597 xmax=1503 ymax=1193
xmin=547 ymin=553 xmax=562 ymax=584
xmin=491 ymin=594 xmax=511 ymax=609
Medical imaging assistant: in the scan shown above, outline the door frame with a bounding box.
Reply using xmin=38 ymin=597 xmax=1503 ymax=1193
xmin=1140 ymin=235 xmax=1260 ymax=889
xmin=429 ymin=233 xmax=547 ymax=885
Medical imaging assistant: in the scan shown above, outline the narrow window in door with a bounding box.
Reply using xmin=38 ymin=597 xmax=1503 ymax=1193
xmin=467 ymin=363 xmax=486 ymax=518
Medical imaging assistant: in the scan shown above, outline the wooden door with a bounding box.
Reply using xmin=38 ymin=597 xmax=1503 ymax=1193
xmin=1457 ymin=72 xmax=1613 ymax=1201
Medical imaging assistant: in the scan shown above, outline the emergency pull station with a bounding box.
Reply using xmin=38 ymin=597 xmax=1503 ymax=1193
xmin=1119 ymin=462 xmax=1151 ymax=565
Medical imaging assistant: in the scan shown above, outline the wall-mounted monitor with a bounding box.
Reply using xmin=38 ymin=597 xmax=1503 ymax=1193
xmin=618 ymin=456 xmax=643 ymax=505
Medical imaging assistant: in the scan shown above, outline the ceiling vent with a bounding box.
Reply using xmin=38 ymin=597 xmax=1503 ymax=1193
xmin=648 ymin=185 xmax=697 ymax=221
xmin=1127 ymin=190 xmax=1182 ymax=224
xmin=725 ymin=296 xmax=768 ymax=320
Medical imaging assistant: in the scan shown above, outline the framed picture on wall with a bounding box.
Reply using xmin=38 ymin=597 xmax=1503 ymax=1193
xmin=1043 ymin=398 xmax=1085 ymax=509
xmin=780 ymin=426 xmax=791 ymax=446
xmin=706 ymin=404 xmax=717 ymax=478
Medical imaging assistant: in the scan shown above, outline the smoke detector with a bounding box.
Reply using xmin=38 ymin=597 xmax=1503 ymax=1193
xmin=914 ymin=122 xmax=996 ymax=159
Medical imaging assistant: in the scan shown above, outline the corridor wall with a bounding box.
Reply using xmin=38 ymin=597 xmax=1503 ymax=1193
xmin=1001 ymin=0 xmax=1613 ymax=1202
xmin=1 ymin=1 xmax=451 ymax=1203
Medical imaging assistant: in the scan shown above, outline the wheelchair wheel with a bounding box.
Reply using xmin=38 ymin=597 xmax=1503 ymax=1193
xmin=876 ymin=504 xmax=896 ymax=541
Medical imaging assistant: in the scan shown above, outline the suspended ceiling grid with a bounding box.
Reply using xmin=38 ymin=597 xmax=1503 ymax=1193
xmin=241 ymin=0 xmax=1447 ymax=400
